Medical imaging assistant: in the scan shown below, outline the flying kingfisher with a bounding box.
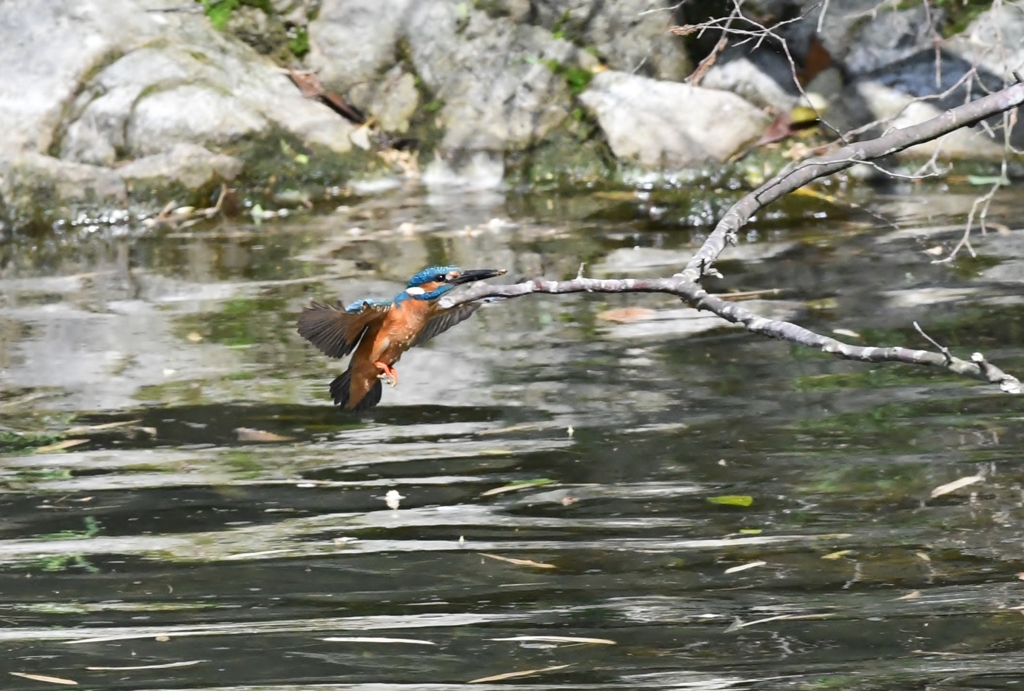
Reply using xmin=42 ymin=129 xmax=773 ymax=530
xmin=297 ymin=266 xmax=506 ymax=411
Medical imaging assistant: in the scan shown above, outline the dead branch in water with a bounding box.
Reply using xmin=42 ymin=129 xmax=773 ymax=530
xmin=441 ymin=80 xmax=1024 ymax=394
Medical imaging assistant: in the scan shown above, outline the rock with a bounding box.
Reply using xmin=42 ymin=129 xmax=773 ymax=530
xmin=0 ymin=1 xmax=138 ymax=155
xmin=806 ymin=0 xmax=942 ymax=77
xmin=702 ymin=45 xmax=800 ymax=112
xmin=422 ymin=151 xmax=506 ymax=190
xmin=579 ymin=71 xmax=769 ymax=170
xmin=831 ymin=81 xmax=1005 ymax=159
xmin=803 ymin=67 xmax=844 ymax=109
xmin=226 ymin=6 xmax=288 ymax=56
xmin=528 ymin=0 xmax=690 ymax=81
xmin=310 ymin=0 xmax=627 ymax=154
xmin=0 ymin=153 xmax=126 ymax=227
xmin=118 ymin=144 xmax=244 ymax=191
xmin=127 ymin=85 xmax=269 ymax=158
xmin=367 ymin=68 xmax=420 ymax=134
xmin=0 ymin=0 xmax=358 ymax=229
xmin=271 ymin=0 xmax=314 ymax=26
xmin=944 ymin=0 xmax=1024 ymax=148
xmin=405 ymin=2 xmax=575 ymax=153
xmin=307 ymin=0 xmax=413 ymax=94
xmin=947 ymin=0 xmax=1024 ymax=81
xmin=825 ymin=51 xmax=1010 ymax=158
xmin=61 ymin=35 xmax=354 ymax=161
xmin=841 ymin=5 xmax=940 ymax=77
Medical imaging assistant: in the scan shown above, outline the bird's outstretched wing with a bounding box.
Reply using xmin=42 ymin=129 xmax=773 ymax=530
xmin=297 ymin=299 xmax=390 ymax=358
xmin=411 ymin=303 xmax=482 ymax=348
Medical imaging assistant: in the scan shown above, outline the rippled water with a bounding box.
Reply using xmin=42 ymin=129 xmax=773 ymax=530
xmin=2 ymin=182 xmax=1024 ymax=690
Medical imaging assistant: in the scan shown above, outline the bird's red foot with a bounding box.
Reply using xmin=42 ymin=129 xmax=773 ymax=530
xmin=375 ymin=361 xmax=398 ymax=387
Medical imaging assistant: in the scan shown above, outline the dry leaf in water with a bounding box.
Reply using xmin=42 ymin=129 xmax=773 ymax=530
xmin=235 ymin=428 xmax=294 ymax=443
xmin=479 ymin=552 xmax=556 ymax=569
xmin=34 ymin=439 xmax=87 ymax=454
xmin=65 ymin=419 xmax=141 ymax=435
xmin=10 ymin=672 xmax=78 ymax=685
xmin=468 ymin=664 xmax=571 ymax=684
xmin=322 ymin=637 xmax=436 ymax=645
xmin=86 ymin=661 xmax=204 ymax=671
xmin=597 ymin=307 xmax=655 ymax=323
xmin=491 ymin=635 xmax=615 ymax=645
xmin=724 ymin=560 xmax=766 ymax=574
xmin=480 ymin=478 xmax=557 ymax=497
xmin=930 ymin=475 xmax=983 ymax=498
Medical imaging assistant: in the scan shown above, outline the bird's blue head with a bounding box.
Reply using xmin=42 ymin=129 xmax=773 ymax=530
xmin=396 ymin=266 xmax=506 ymax=303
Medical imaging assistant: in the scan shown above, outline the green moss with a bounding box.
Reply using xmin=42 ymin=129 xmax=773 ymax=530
xmin=36 ymin=516 xmax=101 ymax=541
xmin=935 ymin=0 xmax=994 ymax=36
xmin=503 ymin=86 xmax=619 ymax=188
xmin=0 ymin=430 xmax=65 ymax=453
xmin=229 ymin=127 xmax=378 ymax=207
xmin=204 ymin=0 xmax=240 ymax=30
xmin=287 ymin=26 xmax=309 ymax=58
xmin=948 ymin=252 xmax=1001 ymax=279
xmin=542 ymin=59 xmax=593 ymax=96
xmin=203 ymin=0 xmax=273 ymax=30
xmin=550 ymin=7 xmax=575 ymax=41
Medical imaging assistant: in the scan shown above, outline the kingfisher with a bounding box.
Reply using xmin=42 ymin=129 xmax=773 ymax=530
xmin=297 ymin=266 xmax=506 ymax=411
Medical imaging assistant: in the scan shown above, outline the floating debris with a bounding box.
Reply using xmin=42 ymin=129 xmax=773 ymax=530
xmin=930 ymin=475 xmax=983 ymax=499
xmin=479 ymin=553 xmax=556 ymax=569
xmin=385 ymin=490 xmax=405 ymax=510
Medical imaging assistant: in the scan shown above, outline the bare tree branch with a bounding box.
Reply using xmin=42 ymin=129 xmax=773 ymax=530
xmin=440 ymin=81 xmax=1024 ymax=394
xmin=683 ymin=81 xmax=1024 ymax=282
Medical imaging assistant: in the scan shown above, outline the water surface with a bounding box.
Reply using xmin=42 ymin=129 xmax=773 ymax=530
xmin=2 ymin=181 xmax=1024 ymax=690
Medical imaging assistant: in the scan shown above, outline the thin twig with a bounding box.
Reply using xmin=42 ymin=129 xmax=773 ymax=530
xmin=913 ymin=321 xmax=953 ymax=365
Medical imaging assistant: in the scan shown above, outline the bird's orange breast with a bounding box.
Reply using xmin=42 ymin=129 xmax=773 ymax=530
xmin=370 ymin=296 xmax=439 ymax=364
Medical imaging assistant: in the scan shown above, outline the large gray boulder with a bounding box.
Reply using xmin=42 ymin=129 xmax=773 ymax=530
xmin=309 ymin=0 xmax=586 ymax=157
xmin=702 ymin=45 xmax=801 ymax=112
xmin=406 ymin=2 xmax=574 ymax=153
xmin=307 ymin=0 xmax=412 ymax=95
xmin=0 ymin=0 xmax=356 ymax=228
xmin=947 ymin=0 xmax=1024 ymax=81
xmin=819 ymin=1 xmax=940 ymax=77
xmin=307 ymin=0 xmax=697 ymax=183
xmin=824 ymin=1 xmax=1024 ymax=155
xmin=579 ymin=71 xmax=769 ymax=170
xmin=827 ymin=75 xmax=1007 ymax=159
xmin=526 ymin=0 xmax=690 ymax=81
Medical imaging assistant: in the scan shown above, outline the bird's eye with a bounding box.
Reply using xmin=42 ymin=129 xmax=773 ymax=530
xmin=436 ymin=274 xmax=446 ymax=282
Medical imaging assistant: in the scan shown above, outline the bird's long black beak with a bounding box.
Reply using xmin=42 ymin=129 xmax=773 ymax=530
xmin=448 ymin=268 xmax=506 ymax=285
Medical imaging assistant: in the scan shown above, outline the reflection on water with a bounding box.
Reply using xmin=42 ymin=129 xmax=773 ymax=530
xmin=2 ymin=184 xmax=1024 ymax=690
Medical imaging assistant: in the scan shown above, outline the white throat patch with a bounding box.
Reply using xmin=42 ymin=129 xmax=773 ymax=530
xmin=405 ymin=287 xmax=426 ymax=296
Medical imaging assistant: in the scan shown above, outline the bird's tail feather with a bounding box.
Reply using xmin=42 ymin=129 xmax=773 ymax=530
xmin=329 ymin=369 xmax=383 ymax=411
